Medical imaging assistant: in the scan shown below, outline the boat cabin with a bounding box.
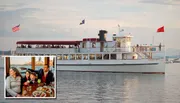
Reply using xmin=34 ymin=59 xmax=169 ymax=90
xmin=15 ymin=29 xmax=165 ymax=61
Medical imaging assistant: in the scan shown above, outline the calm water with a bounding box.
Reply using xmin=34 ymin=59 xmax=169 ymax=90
xmin=0 ymin=64 xmax=180 ymax=103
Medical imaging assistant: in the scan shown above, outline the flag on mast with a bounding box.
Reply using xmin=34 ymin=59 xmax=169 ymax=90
xmin=12 ymin=24 xmax=20 ymax=32
xmin=157 ymin=26 xmax=164 ymax=32
xmin=80 ymin=19 xmax=85 ymax=25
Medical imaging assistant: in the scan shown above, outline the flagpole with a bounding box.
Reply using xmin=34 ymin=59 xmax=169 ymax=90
xmin=156 ymin=26 xmax=166 ymax=63
xmin=162 ymin=32 xmax=164 ymax=46
xmin=118 ymin=24 xmax=120 ymax=35
xmin=152 ymin=35 xmax=154 ymax=45
xmin=162 ymin=32 xmax=166 ymax=62
xmin=153 ymin=30 xmax=156 ymax=45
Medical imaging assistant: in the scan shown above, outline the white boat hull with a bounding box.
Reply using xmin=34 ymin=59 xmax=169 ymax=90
xmin=0 ymin=57 xmax=165 ymax=74
xmin=57 ymin=60 xmax=165 ymax=74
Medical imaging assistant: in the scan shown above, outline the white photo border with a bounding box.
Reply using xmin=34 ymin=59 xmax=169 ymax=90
xmin=3 ymin=56 xmax=57 ymax=99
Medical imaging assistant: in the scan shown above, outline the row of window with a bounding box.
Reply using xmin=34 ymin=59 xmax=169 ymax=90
xmin=16 ymin=54 xmax=117 ymax=60
xmin=17 ymin=53 xmax=153 ymax=60
xmin=56 ymin=54 xmax=117 ymax=60
xmin=16 ymin=54 xmax=116 ymax=59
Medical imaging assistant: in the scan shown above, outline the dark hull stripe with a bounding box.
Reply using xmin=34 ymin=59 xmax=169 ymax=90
xmin=57 ymin=63 xmax=159 ymax=66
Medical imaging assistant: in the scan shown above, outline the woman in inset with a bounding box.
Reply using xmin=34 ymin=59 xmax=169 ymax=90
xmin=22 ymin=70 xmax=31 ymax=85
xmin=6 ymin=67 xmax=22 ymax=97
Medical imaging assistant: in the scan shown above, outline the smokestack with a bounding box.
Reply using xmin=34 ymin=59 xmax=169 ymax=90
xmin=98 ymin=30 xmax=108 ymax=52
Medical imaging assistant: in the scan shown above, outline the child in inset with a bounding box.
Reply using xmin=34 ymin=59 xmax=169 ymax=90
xmin=29 ymin=72 xmax=38 ymax=84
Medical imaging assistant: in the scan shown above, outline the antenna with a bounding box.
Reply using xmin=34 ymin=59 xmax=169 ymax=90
xmin=118 ymin=24 xmax=120 ymax=35
xmin=118 ymin=24 xmax=124 ymax=36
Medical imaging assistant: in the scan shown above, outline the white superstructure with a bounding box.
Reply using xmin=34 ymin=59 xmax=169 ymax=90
xmin=14 ymin=29 xmax=166 ymax=74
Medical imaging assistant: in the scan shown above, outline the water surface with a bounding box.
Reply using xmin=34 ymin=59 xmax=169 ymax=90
xmin=0 ymin=64 xmax=180 ymax=103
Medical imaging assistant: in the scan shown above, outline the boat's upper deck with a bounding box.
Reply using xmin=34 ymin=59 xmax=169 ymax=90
xmin=15 ymin=29 xmax=165 ymax=61
xmin=16 ymin=45 xmax=165 ymax=53
xmin=15 ymin=40 xmax=165 ymax=54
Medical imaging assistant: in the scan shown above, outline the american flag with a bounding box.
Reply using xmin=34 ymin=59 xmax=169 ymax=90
xmin=12 ymin=24 xmax=20 ymax=32
xmin=80 ymin=19 xmax=85 ymax=25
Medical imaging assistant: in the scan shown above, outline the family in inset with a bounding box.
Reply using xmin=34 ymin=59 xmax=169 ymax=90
xmin=6 ymin=64 xmax=54 ymax=97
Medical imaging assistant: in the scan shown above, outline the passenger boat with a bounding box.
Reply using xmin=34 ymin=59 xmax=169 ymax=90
xmin=14 ymin=29 xmax=166 ymax=73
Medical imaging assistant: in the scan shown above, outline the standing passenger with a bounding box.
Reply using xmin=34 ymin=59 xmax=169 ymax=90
xmin=159 ymin=43 xmax=162 ymax=51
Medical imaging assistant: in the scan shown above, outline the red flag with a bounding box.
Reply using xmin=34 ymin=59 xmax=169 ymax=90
xmin=157 ymin=26 xmax=164 ymax=32
xmin=12 ymin=24 xmax=20 ymax=32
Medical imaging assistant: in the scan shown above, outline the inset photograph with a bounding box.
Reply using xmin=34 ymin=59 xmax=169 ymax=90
xmin=4 ymin=56 xmax=56 ymax=98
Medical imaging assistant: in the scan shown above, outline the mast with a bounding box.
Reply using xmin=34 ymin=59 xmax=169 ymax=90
xmin=118 ymin=24 xmax=124 ymax=36
xmin=118 ymin=24 xmax=120 ymax=35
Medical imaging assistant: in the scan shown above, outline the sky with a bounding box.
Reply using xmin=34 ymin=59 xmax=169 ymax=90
xmin=0 ymin=0 xmax=180 ymax=50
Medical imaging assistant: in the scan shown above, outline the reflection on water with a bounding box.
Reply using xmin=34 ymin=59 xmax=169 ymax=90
xmin=58 ymin=71 xmax=165 ymax=103
xmin=0 ymin=64 xmax=180 ymax=103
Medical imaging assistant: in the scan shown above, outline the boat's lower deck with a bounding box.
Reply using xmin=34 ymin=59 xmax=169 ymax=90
xmin=57 ymin=60 xmax=165 ymax=74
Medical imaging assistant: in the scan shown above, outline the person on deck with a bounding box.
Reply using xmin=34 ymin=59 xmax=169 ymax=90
xmin=136 ymin=44 xmax=139 ymax=52
xmin=159 ymin=43 xmax=162 ymax=51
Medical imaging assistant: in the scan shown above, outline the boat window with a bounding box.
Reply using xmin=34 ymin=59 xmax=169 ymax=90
xmin=96 ymin=54 xmax=102 ymax=60
xmin=126 ymin=37 xmax=131 ymax=42
xmin=122 ymin=53 xmax=126 ymax=60
xmin=82 ymin=42 xmax=86 ymax=48
xmin=116 ymin=38 xmax=121 ymax=42
xmin=92 ymin=42 xmax=96 ymax=48
xmin=57 ymin=55 xmax=62 ymax=60
xmin=83 ymin=54 xmax=88 ymax=60
xmin=105 ymin=42 xmax=108 ymax=48
xmin=117 ymin=42 xmax=121 ymax=47
xmin=111 ymin=54 xmax=116 ymax=60
xmin=63 ymin=54 xmax=68 ymax=60
xmin=103 ymin=54 xmax=109 ymax=60
xmin=76 ymin=54 xmax=82 ymax=60
xmin=70 ymin=54 xmax=75 ymax=60
xmin=126 ymin=38 xmax=129 ymax=42
xmin=90 ymin=54 xmax=95 ymax=60
xmin=51 ymin=54 xmax=56 ymax=56
xmin=113 ymin=37 xmax=116 ymax=41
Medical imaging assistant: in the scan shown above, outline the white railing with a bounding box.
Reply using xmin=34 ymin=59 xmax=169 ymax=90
xmin=16 ymin=45 xmax=165 ymax=54
xmin=16 ymin=48 xmax=76 ymax=54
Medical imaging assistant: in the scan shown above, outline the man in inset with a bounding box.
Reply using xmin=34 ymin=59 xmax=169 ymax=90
xmin=38 ymin=64 xmax=54 ymax=85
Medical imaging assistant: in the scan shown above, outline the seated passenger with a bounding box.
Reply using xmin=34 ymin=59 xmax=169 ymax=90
xmin=22 ymin=70 xmax=31 ymax=86
xmin=38 ymin=64 xmax=54 ymax=85
xmin=29 ymin=72 xmax=38 ymax=84
xmin=6 ymin=67 xmax=22 ymax=97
